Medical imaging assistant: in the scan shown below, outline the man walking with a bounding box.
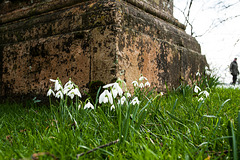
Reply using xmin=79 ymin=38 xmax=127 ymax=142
xmin=230 ymin=58 xmax=239 ymax=85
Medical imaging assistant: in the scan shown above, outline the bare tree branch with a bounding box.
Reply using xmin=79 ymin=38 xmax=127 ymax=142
xmin=186 ymin=0 xmax=193 ymax=20
xmin=175 ymin=0 xmax=240 ymax=39
xmin=195 ymin=14 xmax=240 ymax=38
xmin=76 ymin=139 xmax=119 ymax=159
xmin=218 ymin=1 xmax=240 ymax=11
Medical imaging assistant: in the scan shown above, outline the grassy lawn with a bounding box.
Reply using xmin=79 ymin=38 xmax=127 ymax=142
xmin=0 ymin=76 xmax=240 ymax=159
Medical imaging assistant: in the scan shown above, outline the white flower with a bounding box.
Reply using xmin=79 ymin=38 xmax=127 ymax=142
xmin=78 ymin=104 xmax=81 ymax=110
xmin=196 ymin=71 xmax=201 ymax=76
xmin=132 ymin=81 xmax=138 ymax=87
xmin=64 ymin=79 xmax=74 ymax=89
xmin=160 ymin=92 xmax=164 ymax=96
xmin=139 ymin=83 xmax=144 ymax=88
xmin=99 ymin=90 xmax=113 ymax=104
xmin=63 ymin=80 xmax=74 ymax=94
xmin=126 ymin=92 xmax=131 ymax=98
xmin=73 ymin=88 xmax=82 ymax=98
xmin=103 ymin=82 xmax=123 ymax=98
xmin=199 ymin=91 xmax=209 ymax=98
xmin=111 ymin=83 xmax=123 ymax=98
xmin=67 ymin=88 xmax=82 ymax=99
xmin=119 ymin=96 xmax=126 ymax=105
xmin=63 ymin=88 xmax=70 ymax=95
xmin=47 ymin=88 xmax=55 ymax=96
xmin=55 ymin=91 xmax=63 ymax=99
xmin=130 ymin=97 xmax=140 ymax=105
xmin=50 ymin=79 xmax=56 ymax=82
xmin=205 ymin=70 xmax=211 ymax=75
xmin=50 ymin=79 xmax=63 ymax=91
xmin=110 ymin=105 xmax=115 ymax=110
xmin=139 ymin=76 xmax=148 ymax=81
xmin=194 ymin=86 xmax=201 ymax=93
xmin=198 ymin=97 xmax=204 ymax=102
xmin=103 ymin=83 xmax=115 ymax=88
xmin=84 ymin=102 xmax=94 ymax=109
xmin=66 ymin=89 xmax=74 ymax=99
xmin=145 ymin=81 xmax=150 ymax=87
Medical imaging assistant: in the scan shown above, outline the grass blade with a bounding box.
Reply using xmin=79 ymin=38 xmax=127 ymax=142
xmin=216 ymin=99 xmax=230 ymax=116
xmin=166 ymin=111 xmax=183 ymax=124
xmin=237 ymin=112 xmax=240 ymax=135
xmin=171 ymin=98 xmax=178 ymax=113
xmin=228 ymin=120 xmax=238 ymax=160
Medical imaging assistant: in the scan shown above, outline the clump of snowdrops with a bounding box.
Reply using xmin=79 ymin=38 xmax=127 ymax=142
xmin=47 ymin=75 xmax=161 ymax=141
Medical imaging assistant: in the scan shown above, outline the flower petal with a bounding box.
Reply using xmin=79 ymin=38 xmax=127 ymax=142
xmin=194 ymin=86 xmax=201 ymax=93
xmin=84 ymin=102 xmax=94 ymax=109
xmin=145 ymin=82 xmax=150 ymax=87
xmin=56 ymin=91 xmax=63 ymax=99
xmin=139 ymin=83 xmax=144 ymax=88
xmin=126 ymin=92 xmax=131 ymax=97
xmin=47 ymin=88 xmax=55 ymax=96
xmin=132 ymin=81 xmax=138 ymax=87
xmin=103 ymin=83 xmax=115 ymax=88
xmin=139 ymin=76 xmax=148 ymax=81
xmin=130 ymin=97 xmax=140 ymax=105
xmin=110 ymin=105 xmax=115 ymax=110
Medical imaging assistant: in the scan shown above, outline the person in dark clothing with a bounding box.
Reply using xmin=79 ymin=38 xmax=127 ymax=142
xmin=230 ymin=58 xmax=239 ymax=85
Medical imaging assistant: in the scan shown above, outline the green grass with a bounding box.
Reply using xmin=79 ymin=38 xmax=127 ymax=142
xmin=0 ymin=83 xmax=240 ymax=159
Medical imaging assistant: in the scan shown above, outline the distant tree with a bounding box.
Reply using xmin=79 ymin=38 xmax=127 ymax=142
xmin=174 ymin=0 xmax=240 ymax=38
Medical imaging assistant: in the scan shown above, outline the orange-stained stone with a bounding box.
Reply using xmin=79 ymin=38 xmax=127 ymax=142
xmin=0 ymin=0 xmax=207 ymax=101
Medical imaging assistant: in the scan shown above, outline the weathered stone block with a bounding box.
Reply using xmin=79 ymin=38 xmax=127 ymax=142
xmin=0 ymin=0 xmax=207 ymax=100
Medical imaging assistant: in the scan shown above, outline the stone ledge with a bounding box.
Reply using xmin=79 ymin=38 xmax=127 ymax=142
xmin=0 ymin=1 xmax=192 ymax=52
xmin=0 ymin=0 xmax=91 ymax=24
xmin=124 ymin=0 xmax=185 ymax=30
xmin=0 ymin=0 xmax=185 ymax=30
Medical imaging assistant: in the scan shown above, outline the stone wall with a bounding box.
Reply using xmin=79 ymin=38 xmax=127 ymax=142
xmin=0 ymin=0 xmax=207 ymax=100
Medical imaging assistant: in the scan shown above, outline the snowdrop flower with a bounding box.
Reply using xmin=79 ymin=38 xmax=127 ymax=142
xmin=103 ymin=83 xmax=115 ymax=88
xmin=196 ymin=71 xmax=201 ymax=76
xmin=205 ymin=70 xmax=211 ymax=75
xmin=63 ymin=80 xmax=74 ymax=94
xmin=78 ymin=104 xmax=81 ymax=110
xmin=103 ymin=82 xmax=123 ymax=98
xmin=50 ymin=79 xmax=63 ymax=91
xmin=130 ymin=97 xmax=140 ymax=105
xmin=132 ymin=81 xmax=138 ymax=87
xmin=67 ymin=88 xmax=82 ymax=99
xmin=139 ymin=76 xmax=148 ymax=81
xmin=145 ymin=81 xmax=150 ymax=87
xmin=50 ymin=79 xmax=56 ymax=83
xmin=139 ymin=83 xmax=144 ymax=88
xmin=194 ymin=86 xmax=201 ymax=93
xmin=67 ymin=89 xmax=75 ymax=99
xmin=99 ymin=90 xmax=113 ymax=104
xmin=160 ymin=92 xmax=164 ymax=96
xmin=119 ymin=96 xmax=126 ymax=105
xmin=199 ymin=91 xmax=209 ymax=98
xmin=55 ymin=91 xmax=63 ymax=99
xmin=64 ymin=79 xmax=74 ymax=89
xmin=112 ymin=83 xmax=123 ymax=98
xmin=110 ymin=105 xmax=115 ymax=110
xmin=73 ymin=88 xmax=82 ymax=98
xmin=47 ymin=88 xmax=55 ymax=96
xmin=84 ymin=102 xmax=94 ymax=109
xmin=126 ymin=92 xmax=131 ymax=98
xmin=198 ymin=97 xmax=204 ymax=102
xmin=63 ymin=88 xmax=70 ymax=95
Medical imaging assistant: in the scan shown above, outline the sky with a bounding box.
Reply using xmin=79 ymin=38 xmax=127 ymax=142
xmin=173 ymin=0 xmax=240 ymax=83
